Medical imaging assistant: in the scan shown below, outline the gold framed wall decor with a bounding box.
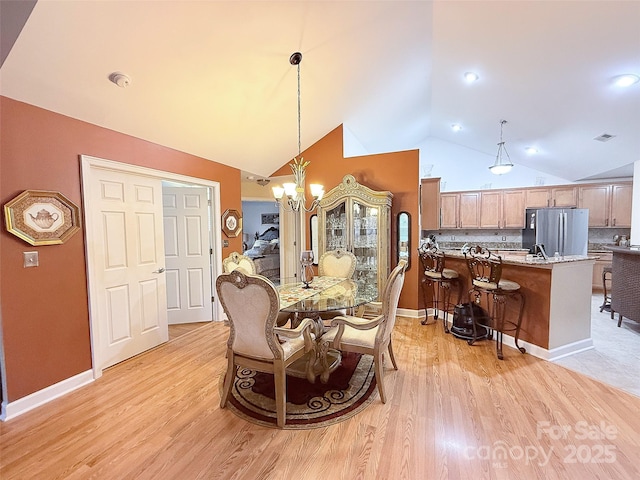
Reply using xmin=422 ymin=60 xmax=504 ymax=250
xmin=222 ymin=208 xmax=242 ymax=238
xmin=4 ymin=190 xmax=82 ymax=246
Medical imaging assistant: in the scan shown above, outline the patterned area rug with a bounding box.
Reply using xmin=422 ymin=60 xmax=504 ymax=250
xmin=220 ymin=352 xmax=377 ymax=429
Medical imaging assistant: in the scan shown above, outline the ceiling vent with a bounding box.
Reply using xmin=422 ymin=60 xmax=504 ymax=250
xmin=594 ymin=133 xmax=616 ymax=142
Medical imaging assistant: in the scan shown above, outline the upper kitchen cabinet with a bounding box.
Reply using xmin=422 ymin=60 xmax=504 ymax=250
xmin=480 ymin=190 xmax=525 ymax=229
xmin=610 ymin=184 xmax=633 ymax=227
xmin=439 ymin=191 xmax=480 ymax=229
xmin=550 ymin=186 xmax=578 ymax=207
xmin=525 ymin=188 xmax=551 ymax=208
xmin=525 ymin=186 xmax=577 ymax=208
xmin=579 ymin=182 xmax=632 ymax=227
xmin=459 ymin=192 xmax=480 ymax=229
xmin=420 ymin=178 xmax=440 ymax=230
xmin=502 ymin=190 xmax=526 ymax=228
xmin=440 ymin=193 xmax=459 ymax=229
xmin=318 ymin=174 xmax=392 ymax=301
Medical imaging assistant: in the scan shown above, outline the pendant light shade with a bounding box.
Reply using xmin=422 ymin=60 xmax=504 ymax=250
xmin=489 ymin=120 xmax=514 ymax=175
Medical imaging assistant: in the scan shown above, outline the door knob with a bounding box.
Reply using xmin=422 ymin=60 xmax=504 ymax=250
xmin=153 ymin=267 xmax=166 ymax=274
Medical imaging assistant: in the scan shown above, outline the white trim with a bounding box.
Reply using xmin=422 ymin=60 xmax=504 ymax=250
xmin=80 ymin=155 xmax=223 ymax=379
xmin=498 ymin=333 xmax=594 ymax=361
xmin=1 ymin=370 xmax=93 ymax=421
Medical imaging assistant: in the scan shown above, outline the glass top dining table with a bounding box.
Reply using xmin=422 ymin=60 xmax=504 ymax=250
xmin=277 ymin=276 xmax=376 ymax=315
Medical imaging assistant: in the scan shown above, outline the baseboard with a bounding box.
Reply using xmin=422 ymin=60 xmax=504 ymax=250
xmin=398 ymin=308 xmax=426 ymax=319
xmin=497 ymin=334 xmax=594 ymax=361
xmin=1 ymin=370 xmax=94 ymax=421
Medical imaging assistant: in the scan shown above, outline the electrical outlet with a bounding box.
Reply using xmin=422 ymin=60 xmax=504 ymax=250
xmin=502 ymin=236 xmax=507 ymax=241
xmin=222 ymin=239 xmax=229 ymax=247
xmin=24 ymin=251 xmax=39 ymax=267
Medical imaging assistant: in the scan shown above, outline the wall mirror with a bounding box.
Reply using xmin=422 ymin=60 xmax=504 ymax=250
xmin=397 ymin=211 xmax=411 ymax=270
xmin=310 ymin=214 xmax=319 ymax=265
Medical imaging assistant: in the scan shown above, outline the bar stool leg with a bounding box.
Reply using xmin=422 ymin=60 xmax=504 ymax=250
xmin=513 ymin=291 xmax=526 ymax=354
xmin=441 ymin=280 xmax=451 ymax=333
xmin=421 ymin=278 xmax=433 ymax=325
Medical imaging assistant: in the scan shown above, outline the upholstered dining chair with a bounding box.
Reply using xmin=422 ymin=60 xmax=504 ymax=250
xmin=317 ymin=249 xmax=358 ymax=321
xmin=217 ymin=270 xmax=315 ymax=428
xmin=318 ymin=249 xmax=357 ymax=279
xmin=223 ymin=251 xmax=290 ymax=327
xmin=322 ymin=259 xmax=407 ymax=404
xmin=222 ymin=251 xmax=256 ymax=275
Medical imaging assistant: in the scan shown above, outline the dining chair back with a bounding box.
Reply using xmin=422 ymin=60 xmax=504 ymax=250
xmin=322 ymin=259 xmax=407 ymax=403
xmin=222 ymin=252 xmax=256 ymax=275
xmin=318 ymin=249 xmax=357 ymax=278
xmin=216 ymin=270 xmax=314 ymax=427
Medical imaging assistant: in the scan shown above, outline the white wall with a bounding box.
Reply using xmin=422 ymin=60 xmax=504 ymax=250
xmin=417 ymin=138 xmax=573 ymax=191
xmin=631 ymin=160 xmax=640 ymax=245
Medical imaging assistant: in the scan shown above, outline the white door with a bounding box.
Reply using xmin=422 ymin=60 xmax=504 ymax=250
xmin=163 ymin=187 xmax=213 ymax=324
xmin=89 ymin=168 xmax=168 ymax=370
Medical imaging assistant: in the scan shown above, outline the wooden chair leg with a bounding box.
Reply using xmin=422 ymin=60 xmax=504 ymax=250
xmin=387 ymin=340 xmax=398 ymax=370
xmin=374 ymin=350 xmax=387 ymax=404
xmin=274 ymin=366 xmax=287 ymax=428
xmin=220 ymin=356 xmax=236 ymax=409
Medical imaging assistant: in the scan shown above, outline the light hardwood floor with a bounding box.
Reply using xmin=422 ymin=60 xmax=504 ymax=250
xmin=1 ymin=316 xmax=639 ymax=479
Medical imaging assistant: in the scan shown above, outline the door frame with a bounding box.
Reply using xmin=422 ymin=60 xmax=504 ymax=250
xmin=81 ymin=155 xmax=222 ymax=379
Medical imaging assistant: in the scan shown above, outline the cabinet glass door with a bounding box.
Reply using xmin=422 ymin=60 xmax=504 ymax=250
xmin=324 ymin=201 xmax=347 ymax=251
xmin=352 ymin=201 xmax=380 ymax=298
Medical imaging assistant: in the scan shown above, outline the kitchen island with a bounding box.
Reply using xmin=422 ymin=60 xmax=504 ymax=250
xmin=442 ymin=250 xmax=596 ymax=360
xmin=608 ymin=245 xmax=640 ymax=326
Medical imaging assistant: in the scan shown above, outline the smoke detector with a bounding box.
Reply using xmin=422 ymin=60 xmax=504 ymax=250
xmin=109 ymin=72 xmax=132 ymax=88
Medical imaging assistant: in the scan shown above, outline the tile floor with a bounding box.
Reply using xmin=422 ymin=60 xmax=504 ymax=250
xmin=554 ymin=294 xmax=640 ymax=398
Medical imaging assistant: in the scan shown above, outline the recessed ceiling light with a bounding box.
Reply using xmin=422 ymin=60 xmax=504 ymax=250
xmin=525 ymin=147 xmax=538 ymax=155
xmin=613 ymin=74 xmax=639 ymax=87
xmin=451 ymin=123 xmax=463 ymax=132
xmin=464 ymin=72 xmax=479 ymax=82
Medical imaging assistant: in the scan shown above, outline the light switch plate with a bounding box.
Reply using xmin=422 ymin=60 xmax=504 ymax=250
xmin=24 ymin=251 xmax=39 ymax=267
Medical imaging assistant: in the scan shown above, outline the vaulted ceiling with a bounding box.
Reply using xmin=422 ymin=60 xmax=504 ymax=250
xmin=2 ymin=1 xmax=639 ymax=182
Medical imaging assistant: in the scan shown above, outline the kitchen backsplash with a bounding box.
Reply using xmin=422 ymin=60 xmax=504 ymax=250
xmin=421 ymin=227 xmax=631 ymax=251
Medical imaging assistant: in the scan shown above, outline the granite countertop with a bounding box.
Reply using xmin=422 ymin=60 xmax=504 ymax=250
xmin=443 ymin=249 xmax=597 ymax=268
xmin=606 ymin=245 xmax=640 ymax=256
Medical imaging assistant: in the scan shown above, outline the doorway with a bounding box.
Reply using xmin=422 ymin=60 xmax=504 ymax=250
xmin=81 ymin=155 xmax=223 ymax=378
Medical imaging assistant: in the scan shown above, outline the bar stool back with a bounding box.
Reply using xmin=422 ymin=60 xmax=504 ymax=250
xmin=464 ymin=245 xmax=526 ymax=360
xmin=600 ymin=265 xmax=612 ymax=313
xmin=418 ymin=243 xmax=461 ymax=332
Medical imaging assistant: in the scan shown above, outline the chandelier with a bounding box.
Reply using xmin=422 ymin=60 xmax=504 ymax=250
xmin=272 ymin=52 xmax=324 ymax=212
xmin=489 ymin=120 xmax=514 ymax=175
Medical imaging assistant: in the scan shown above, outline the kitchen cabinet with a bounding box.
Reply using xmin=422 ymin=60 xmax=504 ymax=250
xmin=459 ymin=192 xmax=480 ymax=228
xmin=479 ymin=191 xmax=502 ymax=228
xmin=502 ymin=190 xmax=526 ymax=228
xmin=578 ymin=182 xmax=632 ymax=227
xmin=440 ymin=193 xmax=459 ymax=229
xmin=420 ymin=178 xmax=440 ymax=230
xmin=550 ymin=186 xmax=577 ymax=207
xmin=480 ymin=190 xmax=526 ymax=229
xmin=525 ymin=186 xmax=577 ymax=208
xmin=610 ymin=183 xmax=633 ymax=227
xmin=318 ymin=174 xmax=392 ymax=301
xmin=525 ymin=188 xmax=551 ymax=208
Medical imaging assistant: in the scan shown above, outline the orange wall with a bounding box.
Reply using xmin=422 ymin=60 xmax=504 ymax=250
xmin=272 ymin=125 xmax=420 ymax=311
xmin=0 ymin=97 xmax=241 ymax=402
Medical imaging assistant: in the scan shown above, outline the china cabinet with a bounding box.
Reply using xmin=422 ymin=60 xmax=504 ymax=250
xmin=318 ymin=174 xmax=392 ymax=301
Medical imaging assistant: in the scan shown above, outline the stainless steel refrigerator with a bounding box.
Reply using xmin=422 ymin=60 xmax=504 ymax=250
xmin=522 ymin=208 xmax=589 ymax=256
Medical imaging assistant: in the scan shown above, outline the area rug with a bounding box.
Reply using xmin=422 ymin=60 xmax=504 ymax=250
xmin=220 ymin=352 xmax=378 ymax=429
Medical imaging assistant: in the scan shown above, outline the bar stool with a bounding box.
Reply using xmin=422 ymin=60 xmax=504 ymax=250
xmin=464 ymin=245 xmax=526 ymax=360
xmin=600 ymin=265 xmax=612 ymax=312
xmin=418 ymin=243 xmax=462 ymax=333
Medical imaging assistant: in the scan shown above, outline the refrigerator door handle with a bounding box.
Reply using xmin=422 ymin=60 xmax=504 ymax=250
xmin=562 ymin=212 xmax=568 ymax=256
